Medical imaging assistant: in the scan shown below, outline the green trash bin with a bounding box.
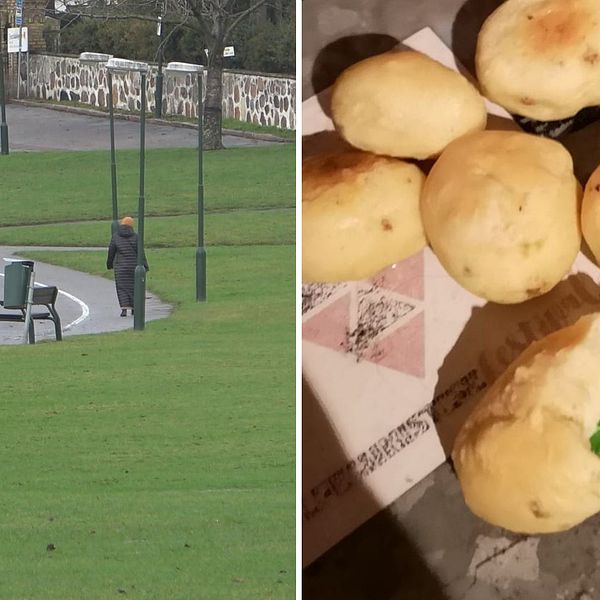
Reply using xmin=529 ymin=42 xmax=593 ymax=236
xmin=3 ymin=261 xmax=33 ymax=309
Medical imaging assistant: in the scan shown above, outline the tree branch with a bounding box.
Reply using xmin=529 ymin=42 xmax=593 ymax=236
xmin=185 ymin=2 xmax=213 ymax=39
xmin=225 ymin=0 xmax=267 ymax=38
xmin=59 ymin=9 xmax=177 ymax=25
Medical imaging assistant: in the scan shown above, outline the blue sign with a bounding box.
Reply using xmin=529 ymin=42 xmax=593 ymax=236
xmin=15 ymin=0 xmax=23 ymax=26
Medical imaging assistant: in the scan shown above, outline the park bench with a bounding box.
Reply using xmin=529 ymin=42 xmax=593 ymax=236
xmin=0 ymin=261 xmax=63 ymax=344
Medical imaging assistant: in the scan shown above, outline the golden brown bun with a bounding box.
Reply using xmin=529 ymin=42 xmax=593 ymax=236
xmin=477 ymin=0 xmax=600 ymax=120
xmin=330 ymin=51 xmax=487 ymax=160
xmin=452 ymin=313 xmax=600 ymax=533
xmin=302 ymin=151 xmax=426 ymax=282
xmin=420 ymin=130 xmax=581 ymax=304
xmin=582 ymin=164 xmax=600 ymax=264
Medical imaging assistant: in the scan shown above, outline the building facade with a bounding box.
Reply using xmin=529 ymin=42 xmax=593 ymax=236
xmin=1 ymin=0 xmax=49 ymax=54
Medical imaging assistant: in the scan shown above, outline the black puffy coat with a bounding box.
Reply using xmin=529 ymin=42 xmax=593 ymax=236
xmin=107 ymin=224 xmax=149 ymax=308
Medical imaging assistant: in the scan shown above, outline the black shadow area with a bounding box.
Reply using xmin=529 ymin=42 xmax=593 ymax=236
xmin=560 ymin=120 xmax=600 ymax=184
xmin=451 ymin=0 xmax=504 ymax=79
xmin=311 ymin=34 xmax=399 ymax=116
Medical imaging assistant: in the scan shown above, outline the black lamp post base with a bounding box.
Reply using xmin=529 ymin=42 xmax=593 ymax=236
xmin=133 ymin=265 xmax=146 ymax=330
xmin=0 ymin=124 xmax=8 ymax=155
xmin=196 ymin=247 xmax=206 ymax=302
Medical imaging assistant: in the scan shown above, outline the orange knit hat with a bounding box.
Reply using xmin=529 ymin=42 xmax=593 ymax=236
xmin=121 ymin=216 xmax=134 ymax=226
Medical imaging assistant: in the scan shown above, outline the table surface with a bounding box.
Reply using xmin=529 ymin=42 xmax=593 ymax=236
xmin=302 ymin=2 xmax=600 ymax=599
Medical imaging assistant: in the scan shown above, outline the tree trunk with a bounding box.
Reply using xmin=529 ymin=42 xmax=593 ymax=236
xmin=257 ymin=3 xmax=268 ymax=24
xmin=204 ymin=56 xmax=224 ymax=150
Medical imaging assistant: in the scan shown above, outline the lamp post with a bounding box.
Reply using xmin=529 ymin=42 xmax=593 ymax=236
xmin=79 ymin=52 xmax=117 ymax=235
xmin=166 ymin=61 xmax=206 ymax=302
xmin=155 ymin=15 xmax=165 ymax=118
xmin=0 ymin=50 xmax=8 ymax=155
xmin=106 ymin=58 xmax=150 ymax=331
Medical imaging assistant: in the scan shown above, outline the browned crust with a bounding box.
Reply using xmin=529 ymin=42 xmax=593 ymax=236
xmin=525 ymin=1 xmax=593 ymax=54
xmin=302 ymin=151 xmax=397 ymax=200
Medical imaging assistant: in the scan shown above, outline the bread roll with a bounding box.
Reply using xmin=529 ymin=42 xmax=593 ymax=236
xmin=582 ymin=164 xmax=600 ymax=264
xmin=452 ymin=313 xmax=600 ymax=533
xmin=477 ymin=0 xmax=600 ymax=120
xmin=303 ymin=151 xmax=426 ymax=282
xmin=330 ymin=51 xmax=487 ymax=160
xmin=420 ymin=130 xmax=581 ymax=304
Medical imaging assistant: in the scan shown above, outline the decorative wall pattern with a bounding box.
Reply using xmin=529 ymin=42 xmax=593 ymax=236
xmin=23 ymin=54 xmax=296 ymax=130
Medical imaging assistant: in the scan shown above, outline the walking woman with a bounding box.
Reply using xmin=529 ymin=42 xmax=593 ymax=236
xmin=106 ymin=216 xmax=149 ymax=317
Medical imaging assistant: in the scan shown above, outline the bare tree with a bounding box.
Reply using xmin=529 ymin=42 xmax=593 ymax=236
xmin=54 ymin=0 xmax=271 ymax=149
xmin=164 ymin=0 xmax=269 ymax=149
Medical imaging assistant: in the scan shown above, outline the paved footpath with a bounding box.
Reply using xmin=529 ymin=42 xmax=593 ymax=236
xmin=0 ymin=247 xmax=171 ymax=345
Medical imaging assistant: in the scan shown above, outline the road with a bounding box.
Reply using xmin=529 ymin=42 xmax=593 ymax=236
xmin=4 ymin=103 xmax=276 ymax=151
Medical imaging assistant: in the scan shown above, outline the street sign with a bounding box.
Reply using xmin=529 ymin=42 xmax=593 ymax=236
xmin=204 ymin=46 xmax=235 ymax=58
xmin=7 ymin=27 xmax=28 ymax=53
xmin=156 ymin=16 xmax=162 ymax=37
xmin=15 ymin=0 xmax=23 ymax=24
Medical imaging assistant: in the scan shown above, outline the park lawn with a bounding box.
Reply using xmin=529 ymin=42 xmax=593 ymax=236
xmin=0 ymin=141 xmax=296 ymax=598
xmin=222 ymin=118 xmax=296 ymax=141
xmin=1 ymin=145 xmax=295 ymax=226
xmin=0 ymin=209 xmax=295 ymax=248
xmin=0 ymin=244 xmax=295 ymax=599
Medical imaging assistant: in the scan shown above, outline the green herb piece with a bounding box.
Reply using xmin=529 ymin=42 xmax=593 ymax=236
xmin=590 ymin=425 xmax=600 ymax=455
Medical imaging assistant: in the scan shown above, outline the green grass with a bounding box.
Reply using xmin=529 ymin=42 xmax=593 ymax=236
xmin=2 ymin=246 xmax=295 ymax=599
xmin=222 ymin=118 xmax=296 ymax=141
xmin=0 ymin=210 xmax=295 ymax=247
xmin=1 ymin=146 xmax=295 ymax=226
xmin=0 ymin=145 xmax=295 ymax=599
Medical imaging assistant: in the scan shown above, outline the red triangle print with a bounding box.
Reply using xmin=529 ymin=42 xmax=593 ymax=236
xmin=364 ymin=311 xmax=425 ymax=378
xmin=370 ymin=251 xmax=424 ymax=300
xmin=303 ymin=293 xmax=350 ymax=353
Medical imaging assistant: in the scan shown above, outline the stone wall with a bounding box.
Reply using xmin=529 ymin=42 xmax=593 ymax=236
xmin=22 ymin=53 xmax=296 ymax=130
